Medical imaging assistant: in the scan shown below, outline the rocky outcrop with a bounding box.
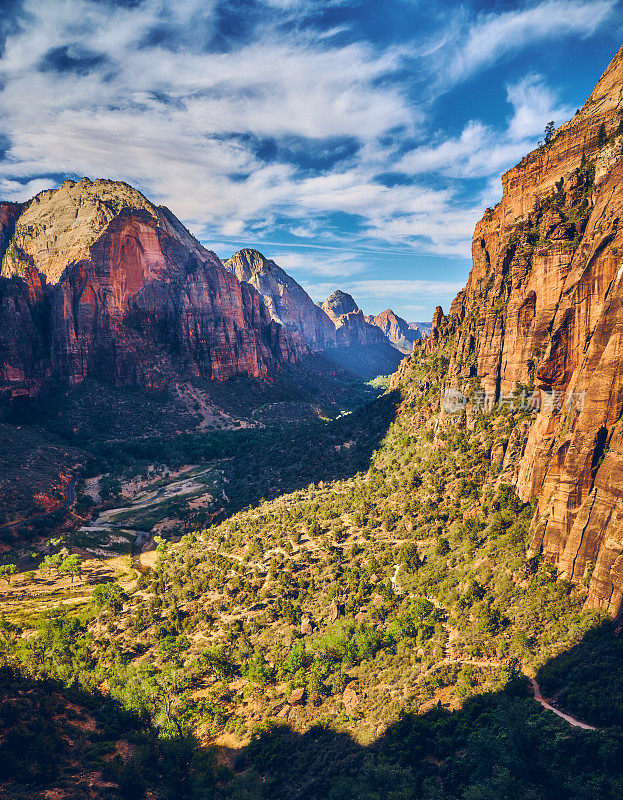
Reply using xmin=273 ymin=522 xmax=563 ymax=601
xmin=1 ymin=179 xmax=157 ymax=284
xmin=322 ymin=290 xmax=387 ymax=348
xmin=366 ymin=309 xmax=419 ymax=352
xmin=0 ymin=179 xmax=302 ymax=396
xmin=223 ymin=249 xmax=337 ymax=351
xmin=322 ymin=289 xmax=359 ymax=319
xmin=434 ymin=46 xmax=623 ymax=614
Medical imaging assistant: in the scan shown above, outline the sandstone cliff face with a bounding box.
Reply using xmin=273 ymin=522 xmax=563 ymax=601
xmin=322 ymin=290 xmax=387 ymax=347
xmin=366 ymin=309 xmax=418 ymax=353
xmin=0 ymin=264 xmax=49 ymax=398
xmin=223 ymin=249 xmax=337 ymax=351
xmin=434 ymin=46 xmax=623 ymax=614
xmin=1 ymin=179 xmax=157 ymax=284
xmin=0 ymin=180 xmax=301 ymax=395
xmin=322 ymin=289 xmax=359 ymax=319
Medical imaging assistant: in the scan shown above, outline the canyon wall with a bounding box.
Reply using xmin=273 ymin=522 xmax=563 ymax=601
xmin=0 ymin=179 xmax=301 ymax=397
xmin=427 ymin=46 xmax=623 ymax=614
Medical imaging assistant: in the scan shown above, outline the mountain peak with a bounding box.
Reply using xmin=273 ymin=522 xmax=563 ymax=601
xmin=322 ymin=290 xmax=358 ymax=318
xmin=2 ymin=177 xmax=158 ymax=284
xmin=224 ymin=249 xmax=276 ymax=282
xmin=581 ymin=44 xmax=623 ymax=118
xmin=224 ymin=249 xmax=337 ymax=351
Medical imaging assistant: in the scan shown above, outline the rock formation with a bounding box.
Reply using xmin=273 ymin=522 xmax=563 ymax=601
xmin=321 ymin=290 xmax=387 ymax=348
xmin=221 ymin=255 xmax=406 ymax=377
xmin=322 ymin=289 xmax=359 ymax=319
xmin=0 ymin=179 xmax=301 ymax=397
xmin=223 ymin=248 xmax=337 ymax=351
xmin=425 ymin=46 xmax=623 ymax=614
xmin=366 ymin=309 xmax=419 ymax=353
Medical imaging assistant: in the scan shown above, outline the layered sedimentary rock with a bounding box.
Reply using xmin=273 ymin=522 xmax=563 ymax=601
xmin=366 ymin=309 xmax=419 ymax=353
xmin=1 ymin=179 xmax=156 ymax=284
xmin=223 ymin=249 xmax=337 ymax=351
xmin=429 ymin=46 xmax=623 ymax=614
xmin=0 ymin=179 xmax=301 ymax=396
xmin=322 ymin=290 xmax=387 ymax=347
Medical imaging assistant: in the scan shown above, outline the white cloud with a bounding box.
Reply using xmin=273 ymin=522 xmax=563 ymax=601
xmin=395 ymin=73 xmax=573 ymax=190
xmin=337 ymin=279 xmax=466 ymax=297
xmin=445 ymin=0 xmax=616 ymax=85
xmin=0 ymin=0 xmax=615 ymax=278
xmin=269 ymin=250 xmax=365 ymax=278
xmin=506 ymin=73 xmax=573 ymax=140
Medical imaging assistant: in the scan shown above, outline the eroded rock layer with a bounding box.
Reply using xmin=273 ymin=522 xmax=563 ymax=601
xmin=0 ymin=179 xmax=300 ymax=396
xmin=427 ymin=46 xmax=623 ymax=614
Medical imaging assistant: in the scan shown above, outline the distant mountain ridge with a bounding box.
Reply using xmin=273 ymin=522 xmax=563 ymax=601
xmin=365 ymin=309 xmax=432 ymax=353
xmin=223 ymin=249 xmax=337 ymax=352
xmin=223 ymin=253 xmax=411 ymax=378
xmin=0 ymin=182 xmax=427 ymax=402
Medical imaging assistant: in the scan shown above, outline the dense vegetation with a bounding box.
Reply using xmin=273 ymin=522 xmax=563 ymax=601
xmin=1 ymin=331 xmax=622 ymax=798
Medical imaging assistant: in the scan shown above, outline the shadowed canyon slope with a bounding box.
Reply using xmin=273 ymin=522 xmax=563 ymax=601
xmin=417 ymin=45 xmax=623 ymax=614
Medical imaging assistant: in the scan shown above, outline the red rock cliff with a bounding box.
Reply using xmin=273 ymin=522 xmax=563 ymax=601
xmin=366 ymin=309 xmax=418 ymax=353
xmin=0 ymin=179 xmax=302 ymax=394
xmin=437 ymin=46 xmax=623 ymax=614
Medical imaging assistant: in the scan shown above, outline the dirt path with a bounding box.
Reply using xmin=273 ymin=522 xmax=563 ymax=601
xmin=413 ymin=588 xmax=598 ymax=731
xmin=529 ymin=678 xmax=597 ymax=730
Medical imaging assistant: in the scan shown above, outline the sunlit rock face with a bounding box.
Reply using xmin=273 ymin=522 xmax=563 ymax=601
xmin=322 ymin=290 xmax=387 ymax=347
xmin=0 ymin=179 xmax=301 ymax=395
xmin=366 ymin=309 xmax=420 ymax=353
xmin=429 ymin=46 xmax=623 ymax=614
xmin=224 ymin=248 xmax=337 ymax=351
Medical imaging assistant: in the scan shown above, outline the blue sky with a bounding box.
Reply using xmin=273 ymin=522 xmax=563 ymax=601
xmin=0 ymin=1 xmax=621 ymax=320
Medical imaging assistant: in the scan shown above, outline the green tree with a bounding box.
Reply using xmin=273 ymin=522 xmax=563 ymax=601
xmin=60 ymin=554 xmax=82 ymax=583
xmin=0 ymin=564 xmax=17 ymax=586
xmin=544 ymin=120 xmax=555 ymax=145
xmin=91 ymin=581 xmax=126 ymax=615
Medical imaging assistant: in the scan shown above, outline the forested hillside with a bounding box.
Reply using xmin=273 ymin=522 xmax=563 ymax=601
xmin=2 ymin=330 xmax=622 ymax=799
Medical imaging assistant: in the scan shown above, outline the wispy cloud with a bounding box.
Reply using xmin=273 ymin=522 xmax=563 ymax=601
xmin=0 ymin=0 xmax=617 ymax=317
xmin=442 ymin=0 xmax=616 ymax=86
xmin=397 ymin=72 xmax=574 ymax=175
xmin=268 ymin=250 xmax=365 ymax=279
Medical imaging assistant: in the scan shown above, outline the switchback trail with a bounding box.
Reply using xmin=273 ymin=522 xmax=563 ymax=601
xmin=529 ymin=677 xmax=597 ymax=730
xmin=405 ymin=584 xmax=599 ymax=731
